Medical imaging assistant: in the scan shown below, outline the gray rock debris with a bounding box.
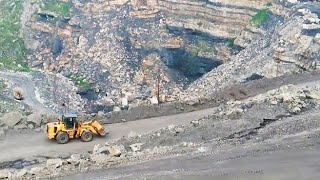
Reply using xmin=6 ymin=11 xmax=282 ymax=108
xmin=0 ymin=112 xmax=22 ymax=128
xmin=27 ymin=113 xmax=42 ymax=127
xmin=46 ymin=158 xmax=63 ymax=169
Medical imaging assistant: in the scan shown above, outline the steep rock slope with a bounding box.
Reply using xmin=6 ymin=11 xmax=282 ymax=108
xmin=16 ymin=0 xmax=277 ymax=112
xmin=184 ymin=1 xmax=320 ymax=100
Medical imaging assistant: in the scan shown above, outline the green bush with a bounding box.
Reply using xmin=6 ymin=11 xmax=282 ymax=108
xmin=250 ymin=9 xmax=269 ymax=27
xmin=0 ymin=0 xmax=30 ymax=71
xmin=197 ymin=21 xmax=203 ymax=27
xmin=69 ymin=75 xmax=94 ymax=92
xmin=226 ymin=38 xmax=236 ymax=48
xmin=266 ymin=2 xmax=272 ymax=7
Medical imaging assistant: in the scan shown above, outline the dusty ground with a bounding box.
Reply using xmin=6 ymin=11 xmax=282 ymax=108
xmin=0 ymin=107 xmax=218 ymax=163
xmin=65 ymin=110 xmax=320 ymax=180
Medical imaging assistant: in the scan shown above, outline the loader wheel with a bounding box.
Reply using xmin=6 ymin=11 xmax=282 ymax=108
xmin=56 ymin=132 xmax=69 ymax=144
xmin=81 ymin=131 xmax=93 ymax=142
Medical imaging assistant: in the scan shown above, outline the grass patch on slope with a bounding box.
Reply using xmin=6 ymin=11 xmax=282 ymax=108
xmin=42 ymin=1 xmax=72 ymax=18
xmin=0 ymin=0 xmax=30 ymax=71
xmin=69 ymin=75 xmax=94 ymax=92
xmin=250 ymin=9 xmax=269 ymax=27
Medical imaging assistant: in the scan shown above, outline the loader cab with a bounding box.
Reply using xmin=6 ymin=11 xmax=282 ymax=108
xmin=62 ymin=114 xmax=78 ymax=129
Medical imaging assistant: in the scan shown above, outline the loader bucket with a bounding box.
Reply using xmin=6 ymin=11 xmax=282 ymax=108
xmin=91 ymin=121 xmax=107 ymax=136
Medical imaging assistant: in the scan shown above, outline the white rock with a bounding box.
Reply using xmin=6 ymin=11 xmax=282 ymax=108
xmin=197 ymin=147 xmax=208 ymax=153
xmin=107 ymin=146 xmax=121 ymax=157
xmin=113 ymin=106 xmax=121 ymax=112
xmin=190 ymin=120 xmax=200 ymax=126
xmin=70 ymin=154 xmax=81 ymax=162
xmin=168 ymin=124 xmax=175 ymax=131
xmin=287 ymin=0 xmax=298 ymax=4
xmin=149 ymin=96 xmax=158 ymax=105
xmin=93 ymin=144 xmax=100 ymax=154
xmin=130 ymin=143 xmax=143 ymax=152
xmin=121 ymin=97 xmax=128 ymax=107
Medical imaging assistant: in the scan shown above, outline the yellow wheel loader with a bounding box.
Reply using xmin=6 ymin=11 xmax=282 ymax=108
xmin=46 ymin=114 xmax=107 ymax=144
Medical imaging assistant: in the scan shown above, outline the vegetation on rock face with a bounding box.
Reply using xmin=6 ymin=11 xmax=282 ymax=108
xmin=266 ymin=2 xmax=273 ymax=7
xmin=197 ymin=21 xmax=203 ymax=27
xmin=250 ymin=9 xmax=269 ymax=27
xmin=42 ymin=1 xmax=72 ymax=18
xmin=0 ymin=0 xmax=29 ymax=71
xmin=191 ymin=41 xmax=211 ymax=56
xmin=226 ymin=38 xmax=236 ymax=48
xmin=69 ymin=75 xmax=94 ymax=92
xmin=0 ymin=80 xmax=5 ymax=93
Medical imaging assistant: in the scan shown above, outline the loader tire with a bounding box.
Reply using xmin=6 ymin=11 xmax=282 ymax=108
xmin=81 ymin=131 xmax=93 ymax=142
xmin=56 ymin=132 xmax=69 ymax=144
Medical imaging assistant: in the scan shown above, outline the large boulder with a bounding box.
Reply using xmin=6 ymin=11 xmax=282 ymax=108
xmin=0 ymin=112 xmax=22 ymax=128
xmin=27 ymin=113 xmax=42 ymax=127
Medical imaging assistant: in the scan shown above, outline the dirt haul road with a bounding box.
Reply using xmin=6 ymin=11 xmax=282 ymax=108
xmin=0 ymin=107 xmax=218 ymax=163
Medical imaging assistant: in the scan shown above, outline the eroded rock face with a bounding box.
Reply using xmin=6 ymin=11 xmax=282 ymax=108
xmin=20 ymin=0 xmax=278 ymax=113
xmin=184 ymin=2 xmax=320 ymax=101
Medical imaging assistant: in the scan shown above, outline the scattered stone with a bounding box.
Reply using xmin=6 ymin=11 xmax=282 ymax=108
xmin=46 ymin=158 xmax=63 ymax=169
xmin=12 ymin=88 xmax=24 ymax=100
xmin=113 ymin=106 xmax=121 ymax=112
xmin=168 ymin=124 xmax=175 ymax=131
xmin=197 ymin=147 xmax=208 ymax=153
xmin=128 ymin=131 xmax=139 ymax=138
xmin=90 ymin=154 xmax=109 ymax=164
xmin=15 ymin=168 xmax=28 ymax=178
xmin=0 ymin=112 xmax=22 ymax=128
xmin=182 ymin=142 xmax=195 ymax=147
xmin=29 ymin=167 xmax=45 ymax=175
xmin=130 ymin=143 xmax=143 ymax=152
xmin=93 ymin=144 xmax=100 ymax=154
xmin=107 ymin=146 xmax=121 ymax=157
xmin=174 ymin=127 xmax=184 ymax=133
xmin=149 ymin=96 xmax=158 ymax=105
xmin=190 ymin=120 xmax=200 ymax=127
xmin=97 ymin=146 xmax=109 ymax=154
xmin=70 ymin=154 xmax=81 ymax=163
